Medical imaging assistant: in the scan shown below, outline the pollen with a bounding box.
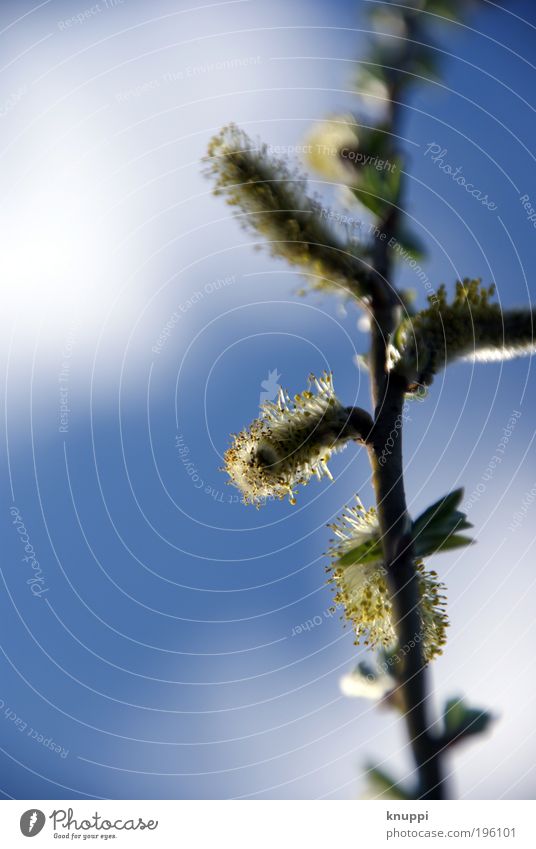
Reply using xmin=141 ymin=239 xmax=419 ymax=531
xmin=327 ymin=500 xmax=449 ymax=660
xmin=223 ymin=373 xmax=352 ymax=506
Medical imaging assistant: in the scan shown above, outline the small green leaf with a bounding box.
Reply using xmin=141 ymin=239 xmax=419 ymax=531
xmin=355 ymin=659 xmax=377 ymax=679
xmin=413 ymin=488 xmax=465 ymax=537
xmin=412 ymin=490 xmax=474 ymax=557
xmin=383 ymin=160 xmax=403 ymax=202
xmin=337 ymin=537 xmax=383 ymax=567
xmin=450 ymin=510 xmax=473 ymax=529
xmin=393 ymin=224 xmax=427 ymax=262
xmin=365 ymin=765 xmax=411 ymax=800
xmin=443 ymin=697 xmax=494 ymax=742
xmin=350 ymin=156 xmax=402 ymax=218
xmin=414 ymin=533 xmax=474 ymax=558
xmin=352 ymin=186 xmax=387 ymax=218
xmin=425 ymin=0 xmax=463 ymax=22
xmin=410 ymin=47 xmax=441 ymax=81
xmin=356 ymin=64 xmax=390 ymax=91
xmin=423 ymin=509 xmax=470 ymax=535
xmin=444 ymin=698 xmax=467 ymax=734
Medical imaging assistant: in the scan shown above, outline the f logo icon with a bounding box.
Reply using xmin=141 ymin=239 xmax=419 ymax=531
xmin=20 ymin=810 xmax=46 ymax=837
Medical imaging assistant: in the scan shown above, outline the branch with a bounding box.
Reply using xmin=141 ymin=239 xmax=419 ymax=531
xmin=368 ymin=381 xmax=446 ymax=799
xmin=361 ymin=5 xmax=448 ymax=800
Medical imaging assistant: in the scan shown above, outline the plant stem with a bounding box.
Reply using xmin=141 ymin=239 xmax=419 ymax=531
xmin=368 ymin=214 xmax=446 ymax=796
xmin=368 ymin=379 xmax=445 ymax=799
xmin=367 ymin=189 xmax=445 ymax=799
xmin=361 ymin=19 xmax=447 ymax=795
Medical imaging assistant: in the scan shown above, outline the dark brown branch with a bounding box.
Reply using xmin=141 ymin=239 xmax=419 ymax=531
xmin=344 ymin=407 xmax=375 ymax=444
xmin=364 ymin=31 xmax=447 ymax=798
xmin=368 ymin=380 xmax=445 ymax=799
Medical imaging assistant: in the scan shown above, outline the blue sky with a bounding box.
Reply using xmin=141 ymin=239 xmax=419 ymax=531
xmin=1 ymin=0 xmax=536 ymax=799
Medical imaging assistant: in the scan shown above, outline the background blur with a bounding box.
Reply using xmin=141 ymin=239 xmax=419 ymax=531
xmin=1 ymin=0 xmax=535 ymax=800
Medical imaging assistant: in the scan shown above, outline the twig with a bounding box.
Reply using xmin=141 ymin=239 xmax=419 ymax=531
xmin=365 ymin=47 xmax=446 ymax=799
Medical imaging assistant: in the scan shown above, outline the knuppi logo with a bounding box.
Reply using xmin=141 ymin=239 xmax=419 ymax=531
xmin=20 ymin=809 xmax=46 ymax=837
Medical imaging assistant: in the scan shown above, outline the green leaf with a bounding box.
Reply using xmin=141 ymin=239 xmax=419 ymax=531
xmin=410 ymin=47 xmax=441 ymax=82
xmin=444 ymin=697 xmax=467 ymax=734
xmin=351 ymin=160 xmax=402 ymax=218
xmin=358 ymin=125 xmax=392 ymax=160
xmin=449 ymin=510 xmax=473 ymax=529
xmin=365 ymin=765 xmax=411 ymax=800
xmin=412 ymin=489 xmax=474 ymax=557
xmin=384 ymin=160 xmax=402 ymax=201
xmin=355 ymin=659 xmax=377 ymax=679
xmin=377 ymin=645 xmax=399 ymax=670
xmin=393 ymin=224 xmax=427 ymax=262
xmin=352 ymin=187 xmax=386 ymax=218
xmin=415 ymin=533 xmax=474 ymax=557
xmin=336 ymin=536 xmax=383 ymax=567
xmin=351 ymin=169 xmax=390 ymax=217
xmin=430 ymin=510 xmax=473 ymax=534
xmin=415 ymin=516 xmax=473 ymax=546
xmin=436 ymin=533 xmax=474 ymax=551
xmin=356 ymin=64 xmax=390 ymax=91
xmin=443 ymin=697 xmax=494 ymax=742
xmin=425 ymin=0 xmax=463 ymax=21
xmin=412 ymin=488 xmax=464 ymax=539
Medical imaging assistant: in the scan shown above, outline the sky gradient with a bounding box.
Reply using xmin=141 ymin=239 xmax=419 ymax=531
xmin=1 ymin=0 xmax=536 ymax=800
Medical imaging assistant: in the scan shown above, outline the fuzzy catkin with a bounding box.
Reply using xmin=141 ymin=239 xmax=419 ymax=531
xmin=393 ymin=279 xmax=536 ymax=386
xmin=224 ymin=373 xmax=358 ymax=506
xmin=204 ymin=124 xmax=372 ymax=299
xmin=327 ymin=500 xmax=449 ymax=661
